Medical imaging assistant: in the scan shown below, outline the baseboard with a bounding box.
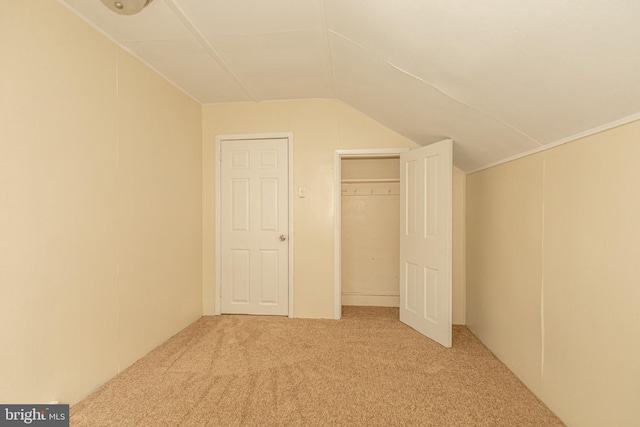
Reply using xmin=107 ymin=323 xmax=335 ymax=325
xmin=341 ymin=294 xmax=400 ymax=307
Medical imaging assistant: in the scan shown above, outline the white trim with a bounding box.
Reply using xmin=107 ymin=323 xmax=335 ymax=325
xmin=333 ymin=152 xmax=341 ymax=320
xmin=215 ymin=132 xmax=294 ymax=318
xmin=333 ymin=148 xmax=409 ymax=320
xmin=214 ymin=137 xmax=222 ymax=316
xmin=341 ymin=294 xmax=400 ymax=307
xmin=335 ymin=148 xmax=411 ymax=158
xmin=467 ymin=112 xmax=640 ymax=174
xmin=288 ymin=135 xmax=294 ymax=318
xmin=540 ymin=156 xmax=547 ymax=385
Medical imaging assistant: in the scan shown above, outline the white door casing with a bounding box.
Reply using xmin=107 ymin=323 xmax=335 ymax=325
xmin=219 ymin=137 xmax=290 ymax=316
xmin=333 ymin=148 xmax=410 ymax=319
xmin=399 ymin=139 xmax=453 ymax=347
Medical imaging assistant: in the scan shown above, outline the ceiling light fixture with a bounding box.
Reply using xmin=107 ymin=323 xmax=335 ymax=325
xmin=100 ymin=0 xmax=154 ymax=15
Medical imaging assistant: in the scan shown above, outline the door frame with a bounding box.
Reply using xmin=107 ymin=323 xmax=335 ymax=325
xmin=215 ymin=132 xmax=294 ymax=318
xmin=333 ymin=148 xmax=409 ymax=319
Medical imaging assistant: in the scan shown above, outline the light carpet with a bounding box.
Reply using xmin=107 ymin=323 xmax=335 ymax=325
xmin=71 ymin=306 xmax=563 ymax=426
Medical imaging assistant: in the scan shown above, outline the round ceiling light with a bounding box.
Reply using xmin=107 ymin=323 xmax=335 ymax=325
xmin=100 ymin=0 xmax=154 ymax=15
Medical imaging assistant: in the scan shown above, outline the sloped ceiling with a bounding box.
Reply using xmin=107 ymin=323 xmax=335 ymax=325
xmin=59 ymin=0 xmax=640 ymax=172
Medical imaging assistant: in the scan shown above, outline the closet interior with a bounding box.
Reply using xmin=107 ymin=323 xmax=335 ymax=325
xmin=340 ymin=156 xmax=400 ymax=307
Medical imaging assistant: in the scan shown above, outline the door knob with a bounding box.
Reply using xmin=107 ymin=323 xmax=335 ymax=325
xmin=279 ymin=235 xmax=287 ymax=241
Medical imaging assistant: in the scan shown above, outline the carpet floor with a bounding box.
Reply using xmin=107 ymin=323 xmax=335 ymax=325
xmin=71 ymin=307 xmax=563 ymax=426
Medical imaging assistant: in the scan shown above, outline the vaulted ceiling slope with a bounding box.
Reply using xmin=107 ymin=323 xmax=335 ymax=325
xmin=59 ymin=0 xmax=640 ymax=172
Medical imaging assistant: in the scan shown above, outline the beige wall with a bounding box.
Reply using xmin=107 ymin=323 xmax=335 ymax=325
xmin=203 ymin=101 xmax=466 ymax=320
xmin=341 ymin=157 xmax=400 ymax=181
xmin=466 ymin=121 xmax=640 ymax=426
xmin=0 ymin=1 xmax=202 ymax=404
xmin=1 ymin=0 xmax=467 ymax=406
xmin=202 ymin=101 xmax=418 ymax=318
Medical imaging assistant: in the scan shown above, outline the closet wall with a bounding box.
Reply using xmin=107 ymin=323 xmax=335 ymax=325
xmin=341 ymin=157 xmax=400 ymax=306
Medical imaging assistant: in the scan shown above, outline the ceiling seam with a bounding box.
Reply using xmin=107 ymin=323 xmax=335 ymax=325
xmin=219 ymin=29 xmax=310 ymax=37
xmin=164 ymin=0 xmax=258 ymax=102
xmin=466 ymin=110 xmax=640 ymax=174
xmin=384 ymin=62 xmax=542 ymax=148
xmin=318 ymin=0 xmax=337 ymax=98
xmin=328 ymin=30 xmax=540 ymax=148
xmin=121 ymin=37 xmax=194 ymax=44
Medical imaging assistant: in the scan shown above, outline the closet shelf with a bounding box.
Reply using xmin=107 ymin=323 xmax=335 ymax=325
xmin=341 ymin=178 xmax=400 ymax=183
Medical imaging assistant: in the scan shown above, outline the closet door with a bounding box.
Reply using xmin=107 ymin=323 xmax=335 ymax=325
xmin=400 ymin=139 xmax=452 ymax=347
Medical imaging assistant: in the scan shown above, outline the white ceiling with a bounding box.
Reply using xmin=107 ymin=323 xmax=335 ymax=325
xmin=59 ymin=0 xmax=640 ymax=172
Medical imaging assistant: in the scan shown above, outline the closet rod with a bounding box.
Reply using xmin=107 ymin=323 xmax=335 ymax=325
xmin=341 ymin=178 xmax=399 ymax=183
xmin=342 ymin=193 xmax=399 ymax=197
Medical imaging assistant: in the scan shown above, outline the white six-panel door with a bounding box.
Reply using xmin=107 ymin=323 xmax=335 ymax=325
xmin=399 ymin=139 xmax=452 ymax=347
xmin=220 ymin=138 xmax=289 ymax=315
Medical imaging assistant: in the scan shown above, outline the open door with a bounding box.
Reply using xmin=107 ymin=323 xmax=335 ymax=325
xmin=400 ymin=139 xmax=452 ymax=347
